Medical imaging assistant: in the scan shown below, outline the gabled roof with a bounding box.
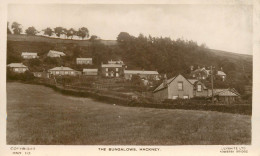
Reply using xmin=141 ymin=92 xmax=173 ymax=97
xmin=208 ymin=88 xmax=240 ymax=97
xmin=187 ymin=79 xmax=198 ymax=85
xmin=7 ymin=63 xmax=27 ymax=68
xmin=48 ymin=50 xmax=65 ymax=55
xmin=153 ymin=76 xmax=177 ymax=92
xmin=21 ymin=52 xmax=38 ymax=56
xmin=154 ymin=74 xmax=208 ymax=93
xmin=49 ymin=66 xmax=74 ymax=71
xmin=83 ymin=69 xmax=98 ymax=72
xmin=125 ymin=70 xmax=159 ymax=75
xmin=77 ymin=58 xmax=92 ymax=61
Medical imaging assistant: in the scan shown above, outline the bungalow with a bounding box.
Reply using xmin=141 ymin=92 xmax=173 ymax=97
xmin=153 ymin=74 xmax=208 ymax=99
xmin=208 ymin=88 xmax=240 ymax=104
xmin=101 ymin=63 xmax=124 ymax=78
xmin=7 ymin=63 xmax=28 ymax=73
xmin=124 ymin=70 xmax=160 ymax=80
xmin=47 ymin=50 xmax=66 ymax=57
xmin=48 ymin=66 xmax=80 ymax=76
xmin=76 ymin=58 xmax=93 ymax=65
xmin=83 ymin=69 xmax=98 ymax=76
xmin=21 ymin=52 xmax=39 ymax=59
xmin=33 ymin=71 xmax=50 ymax=78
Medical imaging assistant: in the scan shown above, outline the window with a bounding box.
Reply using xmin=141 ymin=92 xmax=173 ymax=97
xmin=14 ymin=68 xmax=18 ymax=71
xmin=116 ymin=73 xmax=119 ymax=77
xmin=116 ymin=68 xmax=118 ymax=72
xmin=183 ymin=96 xmax=189 ymax=99
xmin=106 ymin=73 xmax=108 ymax=77
xmin=56 ymin=71 xmax=59 ymax=74
xmin=106 ymin=68 xmax=108 ymax=72
xmin=71 ymin=71 xmax=74 ymax=74
xmin=178 ymin=82 xmax=183 ymax=90
xmin=197 ymin=84 xmax=202 ymax=92
xmin=23 ymin=68 xmax=26 ymax=71
xmin=65 ymin=71 xmax=68 ymax=74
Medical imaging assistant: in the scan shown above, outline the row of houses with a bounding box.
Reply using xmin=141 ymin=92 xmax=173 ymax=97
xmin=7 ymin=61 xmax=160 ymax=81
xmin=21 ymin=50 xmax=93 ymax=65
xmin=153 ymin=74 xmax=240 ymax=104
xmin=9 ymin=50 xmax=240 ymax=104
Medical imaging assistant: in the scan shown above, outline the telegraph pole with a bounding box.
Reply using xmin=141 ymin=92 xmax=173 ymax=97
xmin=211 ymin=66 xmax=214 ymax=104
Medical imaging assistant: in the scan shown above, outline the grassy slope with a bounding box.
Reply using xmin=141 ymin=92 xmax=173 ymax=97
xmin=7 ymin=82 xmax=251 ymax=145
xmin=8 ymin=34 xmax=118 ymax=46
xmin=7 ymin=34 xmax=253 ymax=70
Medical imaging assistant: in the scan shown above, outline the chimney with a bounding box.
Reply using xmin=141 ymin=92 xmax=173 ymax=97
xmin=221 ymin=67 xmax=223 ymax=71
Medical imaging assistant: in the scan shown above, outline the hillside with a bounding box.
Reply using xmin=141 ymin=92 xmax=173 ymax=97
xmin=7 ymin=34 xmax=253 ymax=95
xmin=7 ymin=34 xmax=118 ymax=46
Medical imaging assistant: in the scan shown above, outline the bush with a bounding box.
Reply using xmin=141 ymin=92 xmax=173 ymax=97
xmin=28 ymin=58 xmax=41 ymax=67
xmin=7 ymin=69 xmax=35 ymax=81
xmin=43 ymin=57 xmax=59 ymax=66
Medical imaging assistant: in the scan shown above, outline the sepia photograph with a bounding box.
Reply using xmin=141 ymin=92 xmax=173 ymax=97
xmin=4 ymin=1 xmax=255 ymax=149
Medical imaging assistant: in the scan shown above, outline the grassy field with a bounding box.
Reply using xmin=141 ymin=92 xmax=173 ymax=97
xmin=7 ymin=82 xmax=251 ymax=145
xmin=8 ymin=34 xmax=118 ymax=46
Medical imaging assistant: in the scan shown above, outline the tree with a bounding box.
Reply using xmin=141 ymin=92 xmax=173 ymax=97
xmin=7 ymin=43 xmax=21 ymax=64
xmin=89 ymin=35 xmax=99 ymax=41
xmin=65 ymin=28 xmax=76 ymax=39
xmin=11 ymin=22 xmax=22 ymax=34
xmin=43 ymin=27 xmax=53 ymax=36
xmin=77 ymin=27 xmax=89 ymax=39
xmin=54 ymin=27 xmax=65 ymax=37
xmin=25 ymin=26 xmax=38 ymax=35
xmin=72 ymin=46 xmax=80 ymax=58
xmin=117 ymin=32 xmax=132 ymax=42
xmin=7 ymin=22 xmax=12 ymax=34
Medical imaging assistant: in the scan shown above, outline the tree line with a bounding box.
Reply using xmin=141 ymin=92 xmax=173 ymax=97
xmin=7 ymin=21 xmax=100 ymax=40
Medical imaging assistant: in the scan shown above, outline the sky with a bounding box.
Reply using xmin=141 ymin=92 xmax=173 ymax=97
xmin=8 ymin=4 xmax=253 ymax=55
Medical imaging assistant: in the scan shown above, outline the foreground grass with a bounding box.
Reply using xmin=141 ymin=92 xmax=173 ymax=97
xmin=7 ymin=82 xmax=251 ymax=145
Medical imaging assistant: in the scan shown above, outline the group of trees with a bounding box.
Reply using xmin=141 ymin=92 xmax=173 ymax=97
xmin=116 ymin=32 xmax=251 ymax=93
xmin=8 ymin=21 xmax=91 ymax=40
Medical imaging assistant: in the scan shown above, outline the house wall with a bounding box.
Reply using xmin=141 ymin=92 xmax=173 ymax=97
xmin=168 ymin=75 xmax=194 ymax=99
xmin=83 ymin=71 xmax=98 ymax=76
xmin=153 ymin=88 xmax=168 ymax=100
xmin=12 ymin=67 xmax=28 ymax=73
xmin=77 ymin=60 xmax=93 ymax=65
xmin=193 ymin=81 xmax=208 ymax=97
xmin=101 ymin=67 xmax=124 ymax=78
xmin=124 ymin=73 xmax=159 ymax=80
xmin=22 ymin=55 xmax=38 ymax=59
xmin=33 ymin=72 xmax=50 ymax=78
xmin=49 ymin=70 xmax=77 ymax=76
